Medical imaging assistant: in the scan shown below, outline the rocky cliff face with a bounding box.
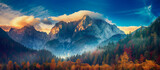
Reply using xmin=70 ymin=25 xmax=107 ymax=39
xmin=45 ymin=15 xmax=124 ymax=57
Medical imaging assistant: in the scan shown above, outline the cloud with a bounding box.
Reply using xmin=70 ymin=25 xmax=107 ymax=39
xmin=105 ymin=19 xmax=115 ymax=25
xmin=118 ymin=26 xmax=141 ymax=34
xmin=10 ymin=16 xmax=40 ymax=28
xmin=0 ymin=3 xmax=55 ymax=34
xmin=49 ymin=10 xmax=103 ymax=22
xmin=116 ymin=5 xmax=156 ymax=22
xmin=41 ymin=18 xmax=53 ymax=25
xmin=24 ymin=6 xmax=50 ymax=18
xmin=133 ymin=5 xmax=154 ymax=16
xmin=38 ymin=23 xmax=54 ymax=34
xmin=0 ymin=3 xmax=22 ymax=25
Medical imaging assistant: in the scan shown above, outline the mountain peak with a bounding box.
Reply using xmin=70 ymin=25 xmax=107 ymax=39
xmin=47 ymin=14 xmax=124 ymax=56
xmin=22 ymin=25 xmax=35 ymax=30
xmin=149 ymin=16 xmax=160 ymax=36
xmin=81 ymin=15 xmax=91 ymax=20
xmin=9 ymin=25 xmax=35 ymax=32
xmin=151 ymin=17 xmax=160 ymax=25
xmin=83 ymin=15 xmax=90 ymax=18
xmin=0 ymin=28 xmax=9 ymax=38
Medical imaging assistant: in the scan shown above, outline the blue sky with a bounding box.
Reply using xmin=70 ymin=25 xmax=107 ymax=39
xmin=0 ymin=0 xmax=160 ymax=26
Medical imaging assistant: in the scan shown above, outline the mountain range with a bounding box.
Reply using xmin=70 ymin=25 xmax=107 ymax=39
xmin=7 ymin=15 xmax=125 ymax=57
xmin=45 ymin=15 xmax=124 ymax=56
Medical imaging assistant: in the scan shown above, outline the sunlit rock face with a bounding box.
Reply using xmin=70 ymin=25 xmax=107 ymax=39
xmin=45 ymin=15 xmax=124 ymax=57
xmin=8 ymin=26 xmax=48 ymax=50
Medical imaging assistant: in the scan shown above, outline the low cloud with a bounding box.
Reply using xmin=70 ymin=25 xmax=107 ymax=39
xmin=38 ymin=23 xmax=54 ymax=34
xmin=10 ymin=16 xmax=40 ymax=28
xmin=118 ymin=26 xmax=141 ymax=34
xmin=49 ymin=10 xmax=103 ymax=22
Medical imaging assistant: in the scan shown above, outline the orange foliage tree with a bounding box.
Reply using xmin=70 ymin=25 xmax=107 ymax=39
xmin=50 ymin=58 xmax=56 ymax=70
xmin=7 ymin=60 xmax=13 ymax=70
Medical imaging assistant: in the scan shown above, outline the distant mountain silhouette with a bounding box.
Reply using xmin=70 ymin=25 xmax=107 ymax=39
xmin=0 ymin=28 xmax=53 ymax=64
xmin=8 ymin=25 xmax=48 ymax=50
xmin=98 ymin=34 xmax=126 ymax=47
